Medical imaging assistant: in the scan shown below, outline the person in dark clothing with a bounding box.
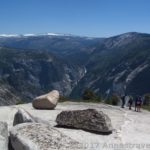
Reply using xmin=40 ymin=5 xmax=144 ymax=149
xmin=135 ymin=96 xmax=138 ymax=111
xmin=121 ymin=95 xmax=126 ymax=108
xmin=128 ymin=96 xmax=133 ymax=110
xmin=135 ymin=96 xmax=142 ymax=112
xmin=136 ymin=96 xmax=142 ymax=112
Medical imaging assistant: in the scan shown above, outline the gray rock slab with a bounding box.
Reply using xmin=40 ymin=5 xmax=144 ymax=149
xmin=0 ymin=121 xmax=8 ymax=150
xmin=10 ymin=123 xmax=84 ymax=150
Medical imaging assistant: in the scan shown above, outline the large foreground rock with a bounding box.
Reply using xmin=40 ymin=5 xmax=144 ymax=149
xmin=32 ymin=90 xmax=59 ymax=109
xmin=0 ymin=122 xmax=8 ymax=150
xmin=10 ymin=123 xmax=83 ymax=150
xmin=56 ymin=109 xmax=113 ymax=134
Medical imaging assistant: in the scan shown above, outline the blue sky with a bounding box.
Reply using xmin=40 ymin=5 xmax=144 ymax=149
xmin=0 ymin=0 xmax=150 ymax=37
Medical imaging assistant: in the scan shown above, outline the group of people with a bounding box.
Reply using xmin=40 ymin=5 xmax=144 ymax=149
xmin=121 ymin=95 xmax=143 ymax=112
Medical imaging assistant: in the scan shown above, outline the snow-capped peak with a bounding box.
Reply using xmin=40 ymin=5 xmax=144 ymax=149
xmin=0 ymin=34 xmax=20 ymax=37
xmin=0 ymin=32 xmax=94 ymax=38
xmin=23 ymin=33 xmax=63 ymax=37
xmin=0 ymin=33 xmax=63 ymax=38
xmin=47 ymin=33 xmax=61 ymax=36
xmin=23 ymin=34 xmax=36 ymax=37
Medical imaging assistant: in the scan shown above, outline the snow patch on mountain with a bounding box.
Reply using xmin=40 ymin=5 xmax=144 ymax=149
xmin=0 ymin=34 xmax=19 ymax=38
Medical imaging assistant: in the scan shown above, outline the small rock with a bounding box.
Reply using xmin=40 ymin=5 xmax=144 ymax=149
xmin=13 ymin=108 xmax=35 ymax=126
xmin=13 ymin=108 xmax=50 ymax=126
xmin=56 ymin=109 xmax=113 ymax=134
xmin=10 ymin=123 xmax=83 ymax=150
xmin=32 ymin=90 xmax=59 ymax=109
xmin=0 ymin=121 xmax=8 ymax=150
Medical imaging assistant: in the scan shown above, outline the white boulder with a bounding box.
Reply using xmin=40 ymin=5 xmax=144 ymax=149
xmin=32 ymin=90 xmax=59 ymax=109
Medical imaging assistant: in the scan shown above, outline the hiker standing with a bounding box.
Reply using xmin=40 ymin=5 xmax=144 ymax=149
xmin=128 ymin=96 xmax=133 ymax=110
xmin=136 ymin=96 xmax=142 ymax=112
xmin=135 ymin=96 xmax=138 ymax=111
xmin=121 ymin=95 xmax=126 ymax=108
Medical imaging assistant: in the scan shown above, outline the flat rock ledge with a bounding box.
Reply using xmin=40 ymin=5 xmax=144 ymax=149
xmin=10 ymin=123 xmax=84 ymax=150
xmin=56 ymin=109 xmax=113 ymax=134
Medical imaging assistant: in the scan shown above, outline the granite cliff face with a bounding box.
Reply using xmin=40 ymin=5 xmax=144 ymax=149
xmin=0 ymin=47 xmax=85 ymax=105
xmin=71 ymin=32 xmax=150 ymax=97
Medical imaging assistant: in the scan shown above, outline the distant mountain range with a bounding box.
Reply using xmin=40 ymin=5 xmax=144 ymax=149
xmin=0 ymin=32 xmax=150 ymax=105
xmin=0 ymin=33 xmax=70 ymax=37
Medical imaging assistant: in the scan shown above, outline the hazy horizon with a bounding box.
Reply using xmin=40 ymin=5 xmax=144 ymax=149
xmin=0 ymin=31 xmax=150 ymax=38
